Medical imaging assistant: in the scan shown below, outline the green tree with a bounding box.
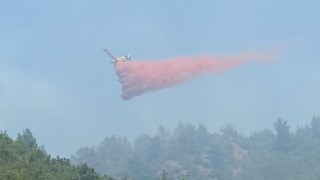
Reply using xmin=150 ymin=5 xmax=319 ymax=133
xmin=273 ymin=118 xmax=292 ymax=151
xmin=17 ymin=128 xmax=38 ymax=149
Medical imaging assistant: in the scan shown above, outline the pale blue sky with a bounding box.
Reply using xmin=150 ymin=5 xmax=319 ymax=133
xmin=1 ymin=1 xmax=320 ymax=156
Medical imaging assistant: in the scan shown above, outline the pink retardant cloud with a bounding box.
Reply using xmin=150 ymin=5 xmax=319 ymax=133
xmin=114 ymin=52 xmax=271 ymax=100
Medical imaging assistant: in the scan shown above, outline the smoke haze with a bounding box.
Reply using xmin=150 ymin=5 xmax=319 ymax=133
xmin=115 ymin=52 xmax=270 ymax=100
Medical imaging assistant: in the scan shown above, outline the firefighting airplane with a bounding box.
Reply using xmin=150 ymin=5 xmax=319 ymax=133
xmin=103 ymin=49 xmax=131 ymax=64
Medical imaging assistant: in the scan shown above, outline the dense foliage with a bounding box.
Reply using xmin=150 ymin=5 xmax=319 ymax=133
xmin=72 ymin=116 xmax=320 ymax=180
xmin=0 ymin=129 xmax=114 ymax=180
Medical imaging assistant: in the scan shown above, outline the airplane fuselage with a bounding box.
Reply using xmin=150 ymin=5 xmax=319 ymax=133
xmin=104 ymin=49 xmax=131 ymax=64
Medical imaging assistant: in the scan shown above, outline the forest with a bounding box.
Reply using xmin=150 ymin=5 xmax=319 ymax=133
xmin=2 ymin=117 xmax=320 ymax=179
xmin=0 ymin=129 xmax=114 ymax=180
xmin=71 ymin=116 xmax=320 ymax=180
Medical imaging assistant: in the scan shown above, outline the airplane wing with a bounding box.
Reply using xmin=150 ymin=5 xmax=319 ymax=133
xmin=103 ymin=49 xmax=118 ymax=62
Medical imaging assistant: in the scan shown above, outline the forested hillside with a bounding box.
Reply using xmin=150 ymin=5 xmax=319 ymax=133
xmin=71 ymin=116 xmax=320 ymax=180
xmin=0 ymin=129 xmax=114 ymax=180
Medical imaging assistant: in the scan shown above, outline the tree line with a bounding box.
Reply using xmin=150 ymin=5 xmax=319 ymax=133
xmin=71 ymin=116 xmax=320 ymax=180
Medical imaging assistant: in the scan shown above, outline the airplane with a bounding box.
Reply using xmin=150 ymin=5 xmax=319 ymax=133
xmin=103 ymin=49 xmax=131 ymax=64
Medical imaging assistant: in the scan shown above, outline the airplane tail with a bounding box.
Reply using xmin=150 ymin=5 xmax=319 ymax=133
xmin=127 ymin=54 xmax=132 ymax=60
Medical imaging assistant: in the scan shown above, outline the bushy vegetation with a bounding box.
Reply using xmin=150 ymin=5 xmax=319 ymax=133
xmin=0 ymin=129 xmax=114 ymax=180
xmin=72 ymin=116 xmax=320 ymax=180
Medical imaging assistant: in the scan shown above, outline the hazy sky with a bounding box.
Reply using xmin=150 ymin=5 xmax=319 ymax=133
xmin=1 ymin=1 xmax=320 ymax=157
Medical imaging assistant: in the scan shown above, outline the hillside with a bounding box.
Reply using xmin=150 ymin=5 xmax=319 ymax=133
xmin=71 ymin=117 xmax=320 ymax=180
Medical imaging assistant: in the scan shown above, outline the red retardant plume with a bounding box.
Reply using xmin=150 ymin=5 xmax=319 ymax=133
xmin=114 ymin=52 xmax=270 ymax=100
